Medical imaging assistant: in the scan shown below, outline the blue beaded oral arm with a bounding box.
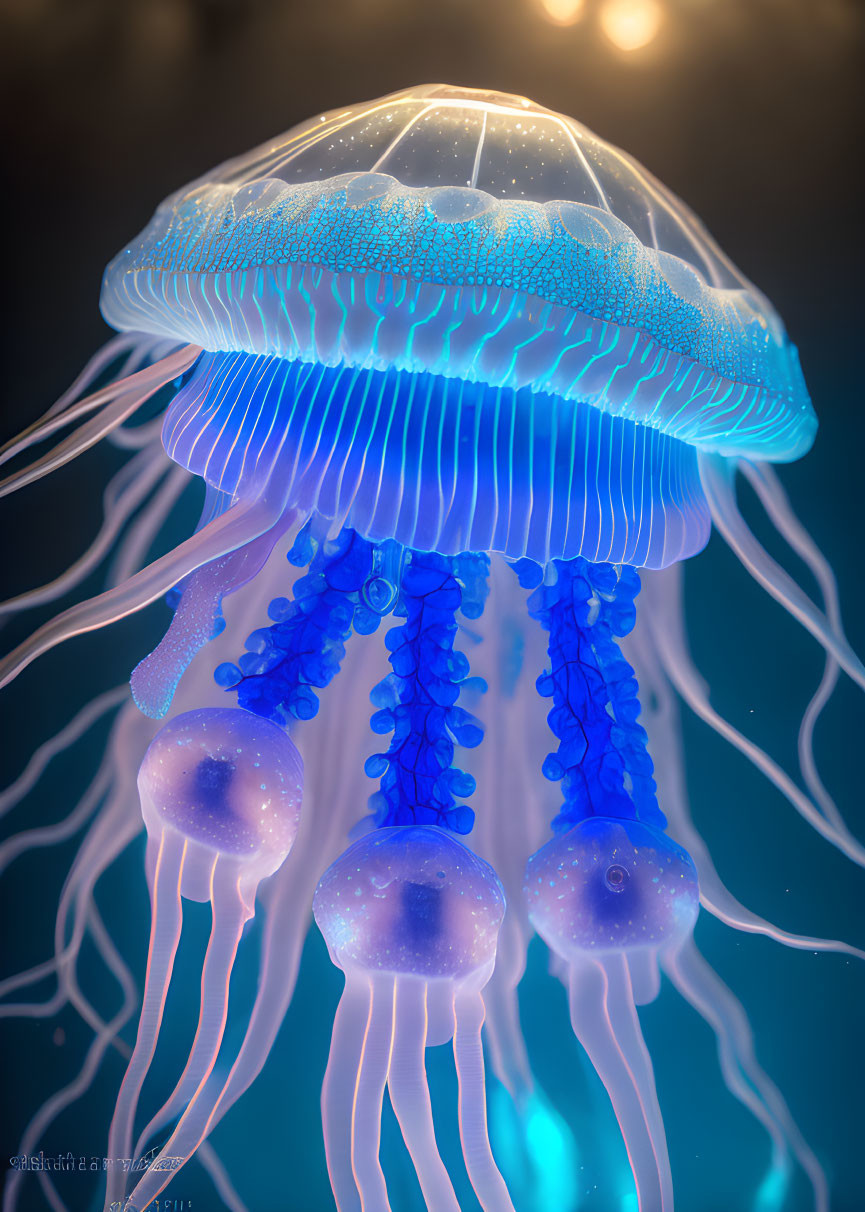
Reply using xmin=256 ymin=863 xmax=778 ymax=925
xmin=217 ymin=528 xmax=488 ymax=834
xmin=365 ymin=550 xmax=488 ymax=834
xmin=518 ymin=557 xmax=665 ymax=834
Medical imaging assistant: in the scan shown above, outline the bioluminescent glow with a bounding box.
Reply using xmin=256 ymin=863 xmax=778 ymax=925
xmin=1 ymin=83 xmax=860 ymax=1212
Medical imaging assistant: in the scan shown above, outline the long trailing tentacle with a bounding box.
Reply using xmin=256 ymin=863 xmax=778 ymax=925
xmin=42 ymin=334 xmax=181 ymax=423
xmin=0 ymin=758 xmax=116 ymax=1013
xmin=566 ymin=956 xmax=672 ymax=1212
xmin=699 ymin=453 xmax=865 ymax=690
xmin=453 ymin=988 xmax=517 ymax=1212
xmin=739 ymin=460 xmax=848 ymax=831
xmin=0 ymin=344 xmax=199 ymax=481
xmin=20 ymin=891 xmax=246 ymax=1212
xmin=2 ymin=903 xmax=138 ymax=1212
xmin=0 ymin=683 xmax=124 ymax=833
xmin=349 ymin=974 xmax=395 ymax=1212
xmin=1 ymin=707 xmax=149 ymax=1212
xmin=0 ymin=759 xmax=108 ymax=879
xmin=0 ymin=332 xmax=157 ymax=459
xmin=108 ymin=414 xmax=166 ymax=451
xmin=105 ymin=830 xmax=186 ymax=1210
xmin=388 ymin=976 xmax=461 ymax=1212
xmin=664 ymin=937 xmax=828 ymax=1212
xmin=196 ymin=1144 xmax=249 ymax=1212
xmin=640 ymin=561 xmax=865 ymax=867
xmin=0 ymin=446 xmax=168 ymax=622
xmin=0 ymin=495 xmax=285 ymax=690
xmin=627 ymin=578 xmax=865 ymax=961
xmin=125 ymin=861 xmax=251 ymax=1212
xmin=0 ymin=684 xmax=127 ymax=819
xmin=105 ymin=462 xmax=190 ymax=588
xmin=0 ymin=699 xmax=152 ymax=1025
xmin=321 ymin=974 xmax=368 ymax=1212
xmin=57 ymin=787 xmax=144 ymax=1049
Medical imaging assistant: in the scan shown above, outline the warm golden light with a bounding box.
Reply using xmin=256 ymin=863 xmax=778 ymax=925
xmin=539 ymin=0 xmax=586 ymax=27
xmin=599 ymin=0 xmax=663 ymax=51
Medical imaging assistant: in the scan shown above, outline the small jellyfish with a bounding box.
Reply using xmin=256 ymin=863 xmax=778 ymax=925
xmin=313 ymin=825 xmax=513 ymax=1212
xmin=106 ymin=706 xmax=303 ymax=1212
xmin=524 ymin=817 xmax=699 ymax=1211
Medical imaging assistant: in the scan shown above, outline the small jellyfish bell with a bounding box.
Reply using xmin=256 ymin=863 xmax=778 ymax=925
xmin=313 ymin=824 xmax=514 ymax=1212
xmin=107 ymin=706 xmax=303 ymax=1212
xmin=524 ymin=816 xmax=699 ymax=1212
xmin=137 ymin=703 xmax=302 ymax=903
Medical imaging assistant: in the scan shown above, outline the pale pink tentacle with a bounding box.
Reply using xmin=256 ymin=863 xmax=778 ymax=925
xmin=388 ymin=976 xmax=461 ymax=1211
xmin=0 ymin=496 xmax=285 ymax=690
xmin=0 ymin=345 xmax=199 ymax=488
xmin=453 ymin=989 xmax=516 ymax=1212
xmin=740 ymin=460 xmax=848 ymax=832
xmin=625 ymin=577 xmax=865 ymax=961
xmin=642 ymin=562 xmax=865 ymax=866
xmin=0 ymin=685 xmax=125 ymax=819
xmin=0 ymin=447 xmax=168 ymax=619
xmin=699 ymin=453 xmax=865 ymax=690
xmin=126 ymin=861 xmax=250 ymax=1212
xmin=664 ymin=938 xmax=828 ymax=1212
xmin=105 ymin=830 xmax=185 ymax=1209
xmin=566 ymin=957 xmax=671 ymax=1212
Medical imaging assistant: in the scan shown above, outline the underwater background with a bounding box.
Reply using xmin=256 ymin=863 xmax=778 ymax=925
xmin=0 ymin=1 xmax=862 ymax=1210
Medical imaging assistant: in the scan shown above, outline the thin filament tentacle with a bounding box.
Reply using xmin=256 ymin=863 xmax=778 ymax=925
xmin=642 ymin=562 xmax=865 ymax=866
xmin=0 ymin=332 xmax=149 ymax=459
xmin=105 ymin=462 xmax=190 ymax=588
xmin=625 ymin=590 xmax=865 ymax=961
xmin=105 ymin=831 xmax=185 ymax=1209
xmin=699 ymin=453 xmax=865 ymax=691
xmin=322 ymin=975 xmax=368 ymax=1212
xmin=664 ymin=937 xmax=829 ymax=1212
xmin=127 ymin=861 xmax=251 ymax=1212
xmin=566 ymin=958 xmax=670 ymax=1212
xmin=0 ymin=447 xmax=168 ymax=621
xmin=0 ymin=684 xmax=127 ymax=819
xmin=0 ymin=496 xmax=285 ymax=690
xmin=740 ymin=459 xmax=848 ymax=831
xmin=0 ymin=344 xmax=199 ymax=477
xmin=3 ymin=905 xmax=138 ymax=1212
xmin=349 ymin=974 xmax=395 ymax=1212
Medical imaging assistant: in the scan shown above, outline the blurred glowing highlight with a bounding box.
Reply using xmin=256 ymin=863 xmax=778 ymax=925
xmin=754 ymin=1159 xmax=792 ymax=1212
xmin=491 ymin=1084 xmax=580 ymax=1211
xmin=599 ymin=0 xmax=663 ymax=50
xmin=539 ymin=0 xmax=586 ymax=25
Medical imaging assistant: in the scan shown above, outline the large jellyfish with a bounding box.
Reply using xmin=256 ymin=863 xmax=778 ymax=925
xmin=1 ymin=84 xmax=861 ymax=1212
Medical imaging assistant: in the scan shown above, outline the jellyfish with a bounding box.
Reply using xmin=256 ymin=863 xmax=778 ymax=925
xmin=314 ymin=824 xmax=511 ymax=1212
xmin=106 ymin=706 xmax=303 ymax=1212
xmin=1 ymin=84 xmax=862 ymax=1211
